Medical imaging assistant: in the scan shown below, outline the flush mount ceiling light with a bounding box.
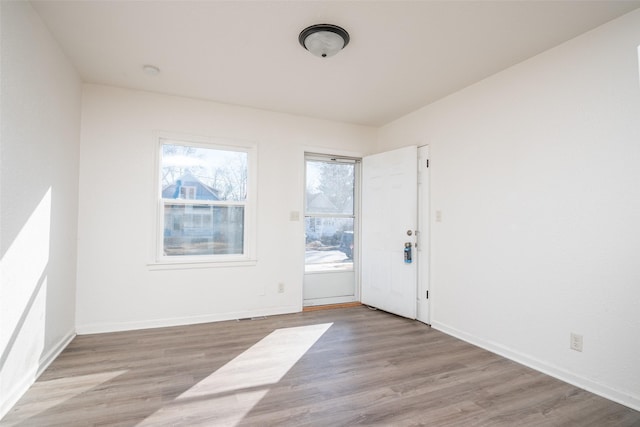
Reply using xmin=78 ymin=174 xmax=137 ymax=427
xmin=299 ymin=24 xmax=350 ymax=58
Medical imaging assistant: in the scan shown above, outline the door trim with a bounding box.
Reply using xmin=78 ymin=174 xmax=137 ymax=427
xmin=417 ymin=145 xmax=430 ymax=325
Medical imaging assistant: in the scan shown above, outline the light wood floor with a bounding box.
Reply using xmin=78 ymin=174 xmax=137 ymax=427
xmin=2 ymin=307 xmax=639 ymax=426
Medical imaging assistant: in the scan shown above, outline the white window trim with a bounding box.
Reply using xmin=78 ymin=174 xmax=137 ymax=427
xmin=148 ymin=133 xmax=258 ymax=269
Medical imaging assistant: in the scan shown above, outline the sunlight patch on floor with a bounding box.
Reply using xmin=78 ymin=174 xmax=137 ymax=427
xmin=4 ymin=370 xmax=128 ymax=423
xmin=138 ymin=322 xmax=333 ymax=426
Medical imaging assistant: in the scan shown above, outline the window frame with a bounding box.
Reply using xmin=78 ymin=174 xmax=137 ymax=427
xmin=150 ymin=134 xmax=257 ymax=268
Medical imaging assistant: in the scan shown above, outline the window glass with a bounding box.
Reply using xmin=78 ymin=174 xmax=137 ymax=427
xmin=159 ymin=140 xmax=251 ymax=260
xmin=163 ymin=205 xmax=244 ymax=256
xmin=305 ymin=161 xmax=354 ymax=215
xmin=305 ymin=159 xmax=356 ymax=272
xmin=305 ymin=217 xmax=354 ymax=271
xmin=161 ymin=144 xmax=247 ymax=202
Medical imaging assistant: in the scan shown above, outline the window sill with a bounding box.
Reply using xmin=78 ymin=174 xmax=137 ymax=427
xmin=147 ymin=259 xmax=257 ymax=270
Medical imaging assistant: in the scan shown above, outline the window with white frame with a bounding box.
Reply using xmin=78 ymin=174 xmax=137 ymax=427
xmin=157 ymin=137 xmax=255 ymax=263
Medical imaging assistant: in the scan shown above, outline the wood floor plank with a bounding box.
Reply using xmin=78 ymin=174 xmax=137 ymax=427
xmin=1 ymin=307 xmax=638 ymax=426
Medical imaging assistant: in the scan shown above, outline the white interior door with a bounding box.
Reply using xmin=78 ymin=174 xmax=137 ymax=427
xmin=361 ymin=145 xmax=417 ymax=319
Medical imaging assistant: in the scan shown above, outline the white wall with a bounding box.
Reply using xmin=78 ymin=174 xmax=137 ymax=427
xmin=378 ymin=10 xmax=640 ymax=409
xmin=76 ymin=85 xmax=376 ymax=333
xmin=0 ymin=1 xmax=81 ymax=418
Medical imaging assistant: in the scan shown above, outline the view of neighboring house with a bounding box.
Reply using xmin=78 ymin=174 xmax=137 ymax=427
xmin=305 ymin=192 xmax=340 ymax=241
xmin=162 ymin=171 xmax=220 ymax=201
xmin=162 ymin=172 xmax=244 ymax=256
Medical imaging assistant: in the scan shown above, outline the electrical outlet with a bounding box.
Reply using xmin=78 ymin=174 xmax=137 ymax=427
xmin=278 ymin=282 xmax=285 ymax=293
xmin=435 ymin=210 xmax=442 ymax=222
xmin=570 ymin=333 xmax=583 ymax=352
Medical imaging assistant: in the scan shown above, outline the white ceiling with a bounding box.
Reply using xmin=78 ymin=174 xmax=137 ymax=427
xmin=32 ymin=1 xmax=640 ymax=127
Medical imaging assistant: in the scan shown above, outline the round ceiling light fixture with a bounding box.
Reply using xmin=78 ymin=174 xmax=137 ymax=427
xmin=299 ymin=24 xmax=350 ymax=58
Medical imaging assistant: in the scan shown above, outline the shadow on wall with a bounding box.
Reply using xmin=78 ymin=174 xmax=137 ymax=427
xmin=0 ymin=188 xmax=52 ymax=414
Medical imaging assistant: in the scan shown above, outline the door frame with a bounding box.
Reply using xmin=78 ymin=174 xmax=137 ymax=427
xmin=417 ymin=145 xmax=430 ymax=324
xmin=302 ymin=149 xmax=363 ymax=307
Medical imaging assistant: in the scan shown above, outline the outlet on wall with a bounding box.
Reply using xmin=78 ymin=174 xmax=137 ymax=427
xmin=570 ymin=333 xmax=583 ymax=352
xmin=278 ymin=282 xmax=285 ymax=293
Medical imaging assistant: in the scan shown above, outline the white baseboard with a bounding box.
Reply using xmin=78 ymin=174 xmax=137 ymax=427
xmin=1 ymin=329 xmax=76 ymax=420
xmin=431 ymin=320 xmax=640 ymax=412
xmin=75 ymin=305 xmax=302 ymax=335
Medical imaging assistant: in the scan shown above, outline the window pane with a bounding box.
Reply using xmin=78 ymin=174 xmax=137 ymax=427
xmin=161 ymin=143 xmax=247 ymax=202
xmin=306 ymin=161 xmax=354 ymax=215
xmin=163 ymin=204 xmax=244 ymax=256
xmin=305 ymin=217 xmax=354 ymax=272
